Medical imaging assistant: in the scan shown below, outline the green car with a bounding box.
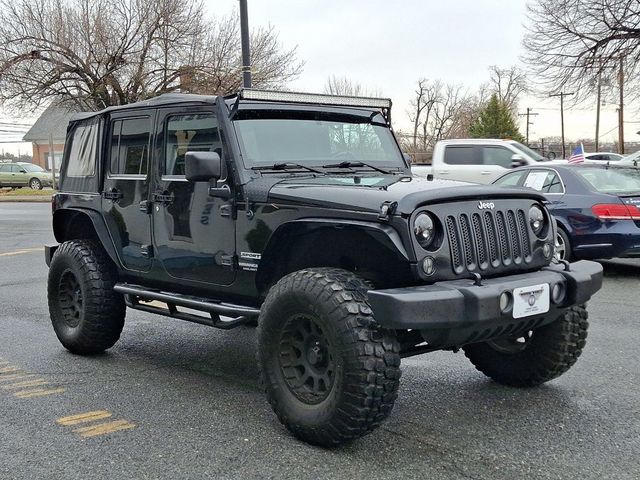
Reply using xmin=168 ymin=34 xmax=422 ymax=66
xmin=0 ymin=162 xmax=54 ymax=190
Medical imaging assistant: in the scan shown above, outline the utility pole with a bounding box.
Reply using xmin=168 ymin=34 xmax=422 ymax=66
xmin=618 ymin=57 xmax=624 ymax=154
xmin=48 ymin=132 xmax=56 ymax=190
xmin=519 ymin=108 xmax=539 ymax=146
xmin=239 ymin=0 xmax=252 ymax=88
xmin=549 ymin=91 xmax=574 ymax=158
xmin=595 ymin=70 xmax=602 ymax=151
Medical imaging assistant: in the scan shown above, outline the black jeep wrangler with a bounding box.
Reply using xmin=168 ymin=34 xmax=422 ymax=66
xmin=46 ymin=89 xmax=603 ymax=446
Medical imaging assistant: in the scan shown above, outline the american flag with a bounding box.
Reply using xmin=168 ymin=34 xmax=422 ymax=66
xmin=568 ymin=143 xmax=585 ymax=164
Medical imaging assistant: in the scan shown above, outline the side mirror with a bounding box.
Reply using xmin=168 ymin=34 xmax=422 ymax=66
xmin=19 ymin=169 xmax=27 ymax=173
xmin=511 ymin=154 xmax=526 ymax=168
xmin=403 ymin=153 xmax=413 ymax=164
xmin=185 ymin=151 xmax=222 ymax=182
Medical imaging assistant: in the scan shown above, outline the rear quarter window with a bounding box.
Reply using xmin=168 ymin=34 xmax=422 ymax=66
xmin=65 ymin=119 xmax=99 ymax=177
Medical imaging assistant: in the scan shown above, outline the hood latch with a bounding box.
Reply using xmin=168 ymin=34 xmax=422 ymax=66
xmin=378 ymin=201 xmax=397 ymax=221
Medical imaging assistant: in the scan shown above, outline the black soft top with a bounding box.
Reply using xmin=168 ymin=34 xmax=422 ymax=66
xmin=70 ymin=93 xmax=217 ymax=122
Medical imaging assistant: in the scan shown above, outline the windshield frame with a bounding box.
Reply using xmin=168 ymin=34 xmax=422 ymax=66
xmin=231 ymin=107 xmax=408 ymax=172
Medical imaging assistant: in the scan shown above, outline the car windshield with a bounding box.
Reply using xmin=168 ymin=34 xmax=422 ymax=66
xmin=509 ymin=141 xmax=545 ymax=161
xmin=575 ymin=167 xmax=640 ymax=195
xmin=621 ymin=150 xmax=640 ymax=164
xmin=233 ymin=114 xmax=405 ymax=169
xmin=21 ymin=164 xmax=45 ymax=172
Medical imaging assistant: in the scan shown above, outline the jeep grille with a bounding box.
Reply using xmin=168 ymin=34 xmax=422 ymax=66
xmin=445 ymin=209 xmax=532 ymax=274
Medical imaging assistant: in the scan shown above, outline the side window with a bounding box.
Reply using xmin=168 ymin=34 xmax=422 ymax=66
xmin=482 ymin=147 xmax=513 ymax=168
xmin=10 ymin=165 xmax=20 ymax=172
xmin=110 ymin=117 xmax=150 ymax=176
xmin=494 ymin=170 xmax=527 ymax=187
xmin=66 ymin=119 xmax=99 ymax=177
xmin=0 ymin=165 xmax=9 ymax=172
xmin=443 ymin=146 xmax=478 ymax=165
xmin=165 ymin=114 xmax=220 ymax=176
xmin=523 ymin=170 xmax=564 ymax=193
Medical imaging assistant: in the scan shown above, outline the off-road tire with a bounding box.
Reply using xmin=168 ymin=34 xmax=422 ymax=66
xmin=258 ymin=268 xmax=401 ymax=447
xmin=463 ymin=305 xmax=588 ymax=387
xmin=29 ymin=178 xmax=42 ymax=190
xmin=47 ymin=239 xmax=125 ymax=355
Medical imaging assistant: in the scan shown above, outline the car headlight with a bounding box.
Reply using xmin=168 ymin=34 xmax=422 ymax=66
xmin=414 ymin=212 xmax=436 ymax=248
xmin=529 ymin=205 xmax=545 ymax=236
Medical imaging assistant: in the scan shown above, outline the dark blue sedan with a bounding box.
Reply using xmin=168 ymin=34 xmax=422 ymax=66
xmin=493 ymin=164 xmax=640 ymax=261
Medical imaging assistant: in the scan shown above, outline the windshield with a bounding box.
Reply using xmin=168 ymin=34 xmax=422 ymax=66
xmin=233 ymin=116 xmax=405 ymax=168
xmin=21 ymin=164 xmax=46 ymax=172
xmin=575 ymin=167 xmax=640 ymax=195
xmin=622 ymin=150 xmax=640 ymax=164
xmin=509 ymin=141 xmax=545 ymax=161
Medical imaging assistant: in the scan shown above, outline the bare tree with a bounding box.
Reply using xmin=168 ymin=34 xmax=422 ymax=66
xmin=323 ymin=75 xmax=380 ymax=97
xmin=0 ymin=0 xmax=303 ymax=111
xmin=522 ymin=0 xmax=640 ymax=101
xmin=406 ymin=78 xmax=443 ymax=150
xmin=488 ymin=65 xmax=528 ymax=112
xmin=404 ymin=78 xmax=475 ymax=153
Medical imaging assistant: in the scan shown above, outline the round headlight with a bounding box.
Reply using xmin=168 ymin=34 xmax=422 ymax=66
xmin=529 ymin=205 xmax=545 ymax=236
xmin=414 ymin=213 xmax=435 ymax=248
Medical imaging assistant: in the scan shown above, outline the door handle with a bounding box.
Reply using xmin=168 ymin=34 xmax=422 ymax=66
xmin=439 ymin=171 xmax=449 ymax=175
xmin=102 ymin=188 xmax=122 ymax=201
xmin=152 ymin=191 xmax=175 ymax=205
xmin=139 ymin=200 xmax=152 ymax=214
xmin=481 ymin=171 xmax=492 ymax=175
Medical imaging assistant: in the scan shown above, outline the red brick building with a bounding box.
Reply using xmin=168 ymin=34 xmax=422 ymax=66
xmin=22 ymin=105 xmax=77 ymax=172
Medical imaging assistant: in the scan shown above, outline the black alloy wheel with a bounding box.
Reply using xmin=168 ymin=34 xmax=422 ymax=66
xmin=278 ymin=313 xmax=336 ymax=404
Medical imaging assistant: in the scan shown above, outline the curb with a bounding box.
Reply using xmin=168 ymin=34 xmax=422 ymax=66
xmin=0 ymin=196 xmax=52 ymax=203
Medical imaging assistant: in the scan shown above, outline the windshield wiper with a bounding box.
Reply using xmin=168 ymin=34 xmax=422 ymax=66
xmin=322 ymin=161 xmax=393 ymax=174
xmin=252 ymin=162 xmax=323 ymax=174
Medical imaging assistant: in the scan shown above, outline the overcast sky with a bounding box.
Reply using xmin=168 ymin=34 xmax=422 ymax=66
xmin=1 ymin=0 xmax=635 ymax=157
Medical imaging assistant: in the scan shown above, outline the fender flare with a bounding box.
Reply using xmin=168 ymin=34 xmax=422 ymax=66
xmin=255 ymin=218 xmax=411 ymax=291
xmin=52 ymin=207 xmax=121 ymax=268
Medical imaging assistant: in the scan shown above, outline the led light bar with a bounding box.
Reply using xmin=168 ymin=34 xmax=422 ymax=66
xmin=239 ymin=88 xmax=392 ymax=109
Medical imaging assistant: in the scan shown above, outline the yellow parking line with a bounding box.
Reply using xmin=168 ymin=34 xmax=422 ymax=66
xmin=73 ymin=420 xmax=136 ymax=438
xmin=0 ymin=374 xmax=35 ymax=382
xmin=57 ymin=410 xmax=112 ymax=426
xmin=14 ymin=387 xmax=65 ymax=398
xmin=0 ymin=366 xmax=21 ymax=374
xmin=0 ymin=247 xmax=42 ymax=257
xmin=1 ymin=379 xmax=48 ymax=390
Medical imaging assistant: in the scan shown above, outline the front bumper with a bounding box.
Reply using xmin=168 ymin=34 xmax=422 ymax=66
xmin=368 ymin=260 xmax=603 ymax=347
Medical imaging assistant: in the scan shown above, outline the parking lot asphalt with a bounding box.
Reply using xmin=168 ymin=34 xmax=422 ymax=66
xmin=0 ymin=202 xmax=639 ymax=480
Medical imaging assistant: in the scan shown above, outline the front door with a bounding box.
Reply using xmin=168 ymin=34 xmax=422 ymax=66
xmin=151 ymin=107 xmax=236 ymax=286
xmin=101 ymin=112 xmax=154 ymax=272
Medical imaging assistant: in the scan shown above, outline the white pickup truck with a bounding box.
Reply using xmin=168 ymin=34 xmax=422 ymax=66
xmin=411 ymin=138 xmax=548 ymax=184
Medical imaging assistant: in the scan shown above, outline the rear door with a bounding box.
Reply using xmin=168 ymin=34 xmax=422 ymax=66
xmin=0 ymin=164 xmax=12 ymax=185
xmin=436 ymin=145 xmax=483 ymax=183
xmin=151 ymin=107 xmax=236 ymax=286
xmin=101 ymin=112 xmax=154 ymax=272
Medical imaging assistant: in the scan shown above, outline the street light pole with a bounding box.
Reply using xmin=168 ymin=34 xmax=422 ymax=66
xmin=549 ymin=91 xmax=574 ymax=158
xmin=239 ymin=0 xmax=252 ymax=89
